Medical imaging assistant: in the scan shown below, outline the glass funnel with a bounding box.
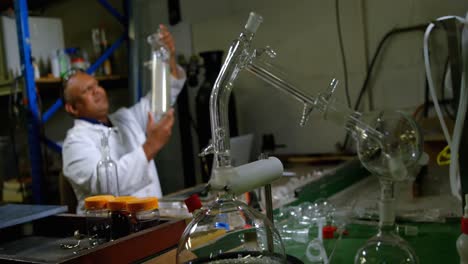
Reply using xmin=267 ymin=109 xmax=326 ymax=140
xmin=176 ymin=193 xmax=287 ymax=264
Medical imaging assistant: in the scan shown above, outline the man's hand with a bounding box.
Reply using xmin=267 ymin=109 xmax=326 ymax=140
xmin=143 ymin=109 xmax=175 ymax=161
xmin=159 ymin=24 xmax=181 ymax=79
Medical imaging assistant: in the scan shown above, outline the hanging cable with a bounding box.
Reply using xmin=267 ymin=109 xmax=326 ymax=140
xmin=441 ymin=57 xmax=455 ymax=119
xmin=340 ymin=23 xmax=428 ymax=151
xmin=335 ymin=0 xmax=351 ymax=108
xmin=423 ymin=15 xmax=468 ymax=200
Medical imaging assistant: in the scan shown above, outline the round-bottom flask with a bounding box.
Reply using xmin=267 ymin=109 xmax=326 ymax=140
xmin=177 ymin=193 xmax=287 ymax=264
xmin=354 ymin=226 xmax=419 ymax=264
xmin=354 ymin=179 xmax=419 ymax=264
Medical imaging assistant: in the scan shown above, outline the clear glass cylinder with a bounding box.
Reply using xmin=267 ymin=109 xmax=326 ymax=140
xmin=147 ymin=31 xmax=171 ymax=120
xmin=127 ymin=197 xmax=160 ymax=232
xmin=84 ymin=195 xmax=114 ymax=246
xmin=176 ymin=193 xmax=287 ymax=264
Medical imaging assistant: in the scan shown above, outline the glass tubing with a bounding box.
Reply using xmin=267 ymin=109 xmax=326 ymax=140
xmin=208 ymin=12 xmax=384 ymax=171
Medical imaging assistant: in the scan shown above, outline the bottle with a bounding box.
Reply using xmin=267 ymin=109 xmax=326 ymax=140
xmin=96 ymin=128 xmax=120 ymax=196
xmin=457 ymin=194 xmax=468 ymax=264
xmin=58 ymin=49 xmax=70 ymax=77
xmin=71 ymin=57 xmax=86 ymax=70
xmin=108 ymin=196 xmax=137 ymax=240
xmin=84 ymin=195 xmax=114 ymax=246
xmin=32 ymin=57 xmax=40 ymax=79
xmin=127 ymin=197 xmax=160 ymax=232
xmin=100 ymin=28 xmax=112 ymax=76
xmin=50 ymin=50 xmax=60 ymax=78
xmin=147 ymin=29 xmax=171 ymax=120
xmin=91 ymin=28 xmax=103 ymax=76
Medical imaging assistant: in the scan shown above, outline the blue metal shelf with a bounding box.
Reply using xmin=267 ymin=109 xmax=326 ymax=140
xmin=14 ymin=0 xmax=130 ymax=203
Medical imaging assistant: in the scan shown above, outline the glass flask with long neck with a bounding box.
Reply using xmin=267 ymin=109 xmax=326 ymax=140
xmin=354 ymin=178 xmax=419 ymax=264
xmin=177 ymin=12 xmax=290 ymax=264
xmin=147 ymin=30 xmax=171 ymax=121
xmin=96 ymin=128 xmax=120 ymax=196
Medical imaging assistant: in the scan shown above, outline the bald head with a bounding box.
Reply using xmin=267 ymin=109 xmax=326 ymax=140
xmin=63 ymin=72 xmax=110 ymax=123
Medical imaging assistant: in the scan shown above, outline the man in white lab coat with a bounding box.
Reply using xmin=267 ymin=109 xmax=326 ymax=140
xmin=62 ymin=25 xmax=186 ymax=213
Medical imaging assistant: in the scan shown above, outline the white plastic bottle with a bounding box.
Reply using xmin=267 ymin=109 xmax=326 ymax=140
xmin=457 ymin=194 xmax=468 ymax=264
xmin=50 ymin=50 xmax=60 ymax=78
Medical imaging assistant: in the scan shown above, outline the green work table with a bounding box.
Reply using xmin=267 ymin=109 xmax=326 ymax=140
xmin=283 ymin=159 xmax=462 ymax=263
xmin=283 ymin=221 xmax=460 ymax=263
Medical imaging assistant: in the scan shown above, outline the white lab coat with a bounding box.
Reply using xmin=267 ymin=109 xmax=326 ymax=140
xmin=62 ymin=71 xmax=186 ymax=213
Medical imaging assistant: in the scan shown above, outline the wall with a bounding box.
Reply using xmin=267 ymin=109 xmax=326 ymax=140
xmin=178 ymin=0 xmax=468 ymax=154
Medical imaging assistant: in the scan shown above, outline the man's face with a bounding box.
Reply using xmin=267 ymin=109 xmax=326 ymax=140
xmin=65 ymin=73 xmax=109 ymax=120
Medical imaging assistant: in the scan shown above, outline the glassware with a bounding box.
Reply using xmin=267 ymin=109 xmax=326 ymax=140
xmin=354 ymin=179 xmax=419 ymax=264
xmin=204 ymin=12 xmax=263 ymax=170
xmin=127 ymin=197 xmax=160 ymax=232
xmin=84 ymin=195 xmax=114 ymax=246
xmin=351 ymin=111 xmax=422 ymax=264
xmin=147 ymin=30 xmax=171 ymax=120
xmin=96 ymin=127 xmax=120 ymax=196
xmin=181 ymin=8 xmax=423 ymax=263
xmin=176 ymin=193 xmax=287 ymax=264
xmin=108 ymin=196 xmax=137 ymax=240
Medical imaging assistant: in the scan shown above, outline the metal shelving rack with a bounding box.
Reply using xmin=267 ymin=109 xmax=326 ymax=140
xmin=13 ymin=0 xmax=131 ymax=203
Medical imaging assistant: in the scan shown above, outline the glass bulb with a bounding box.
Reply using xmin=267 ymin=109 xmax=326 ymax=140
xmin=354 ymin=110 xmax=422 ymax=182
xmin=177 ymin=194 xmax=286 ymax=264
xmin=354 ymin=226 xmax=419 ymax=264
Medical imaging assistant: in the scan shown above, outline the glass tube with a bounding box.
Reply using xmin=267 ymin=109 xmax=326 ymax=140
xmin=147 ymin=30 xmax=171 ymax=120
xmin=209 ymin=12 xmax=263 ymax=169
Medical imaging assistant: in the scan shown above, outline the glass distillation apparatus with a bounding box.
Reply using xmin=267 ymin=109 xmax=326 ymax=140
xmin=177 ymin=13 xmax=289 ymax=264
xmin=96 ymin=127 xmax=120 ymax=196
xmin=147 ymin=29 xmax=171 ymax=121
xmin=177 ymin=11 xmax=422 ymax=263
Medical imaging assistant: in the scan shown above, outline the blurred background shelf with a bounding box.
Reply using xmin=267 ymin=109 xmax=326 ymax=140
xmin=0 ymin=79 xmax=15 ymax=96
xmin=36 ymin=75 xmax=128 ymax=92
xmin=0 ymin=76 xmax=127 ymax=96
xmin=35 ymin=75 xmax=126 ymax=84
